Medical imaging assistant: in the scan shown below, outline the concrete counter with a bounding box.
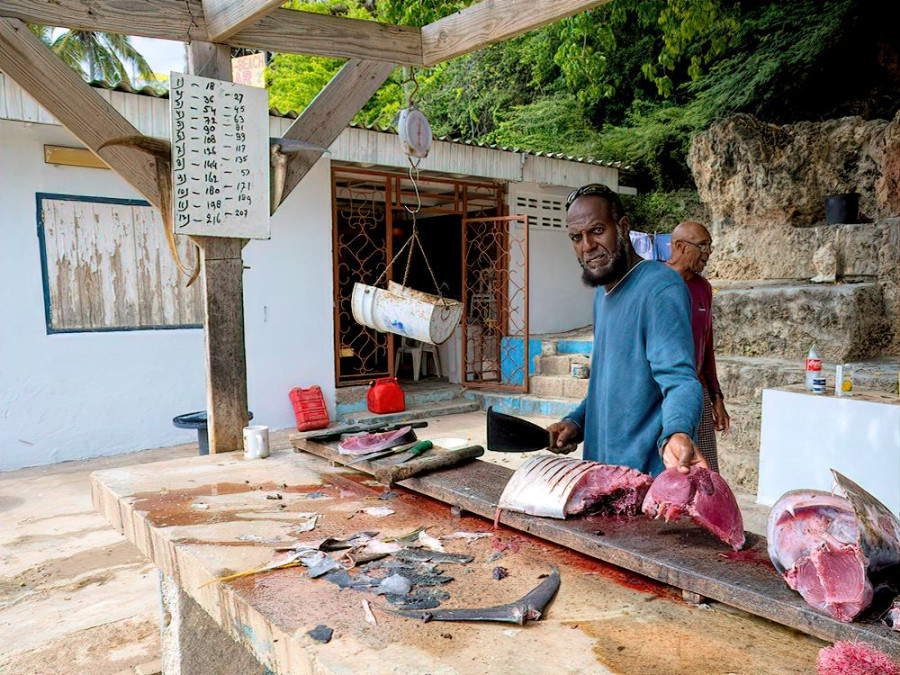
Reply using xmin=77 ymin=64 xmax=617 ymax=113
xmin=91 ymin=449 xmax=825 ymax=674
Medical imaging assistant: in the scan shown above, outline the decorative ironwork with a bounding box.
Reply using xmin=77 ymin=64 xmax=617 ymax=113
xmin=333 ymin=172 xmax=391 ymax=384
xmin=462 ymin=216 xmax=529 ymax=391
xmin=331 ymin=166 xmax=506 ymax=387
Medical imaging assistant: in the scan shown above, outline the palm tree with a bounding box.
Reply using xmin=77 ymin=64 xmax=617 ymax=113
xmin=30 ymin=25 xmax=155 ymax=86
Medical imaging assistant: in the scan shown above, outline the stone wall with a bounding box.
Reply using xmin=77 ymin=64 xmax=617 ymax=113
xmin=689 ymin=112 xmax=900 ymax=356
xmin=687 ymin=111 xmax=900 ymax=491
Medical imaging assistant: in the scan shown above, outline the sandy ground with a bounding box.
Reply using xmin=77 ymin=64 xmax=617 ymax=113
xmin=0 ymin=410 xmax=771 ymax=674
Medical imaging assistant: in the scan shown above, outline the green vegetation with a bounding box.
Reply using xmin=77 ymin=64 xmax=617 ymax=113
xmin=29 ymin=25 xmax=154 ymax=86
xmin=264 ymin=0 xmax=900 ymax=192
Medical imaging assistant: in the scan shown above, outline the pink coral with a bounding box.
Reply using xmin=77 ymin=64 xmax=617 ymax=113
xmin=817 ymin=641 xmax=900 ymax=675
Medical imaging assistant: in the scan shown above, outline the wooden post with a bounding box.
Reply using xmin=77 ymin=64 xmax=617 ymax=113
xmin=188 ymin=42 xmax=249 ymax=453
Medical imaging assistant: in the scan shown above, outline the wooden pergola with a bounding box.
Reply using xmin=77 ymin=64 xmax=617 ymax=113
xmin=0 ymin=0 xmax=605 ymax=453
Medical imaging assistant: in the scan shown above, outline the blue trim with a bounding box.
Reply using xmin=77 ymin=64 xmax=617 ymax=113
xmin=35 ymin=193 xmax=202 ymax=335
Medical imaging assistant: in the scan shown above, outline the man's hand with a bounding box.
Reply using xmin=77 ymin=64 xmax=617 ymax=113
xmin=712 ymin=398 xmax=731 ymax=433
xmin=547 ymin=421 xmax=579 ymax=455
xmin=661 ymin=432 xmax=709 ymax=474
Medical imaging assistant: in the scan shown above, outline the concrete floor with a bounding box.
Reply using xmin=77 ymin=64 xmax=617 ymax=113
xmin=0 ymin=410 xmax=771 ymax=674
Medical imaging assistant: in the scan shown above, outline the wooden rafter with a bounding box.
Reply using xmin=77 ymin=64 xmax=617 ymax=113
xmin=0 ymin=0 xmax=423 ymax=66
xmin=201 ymin=0 xmax=282 ymax=42
xmin=421 ymin=0 xmax=608 ymax=66
xmin=0 ymin=18 xmax=163 ymax=207
xmin=274 ymin=59 xmax=395 ymax=212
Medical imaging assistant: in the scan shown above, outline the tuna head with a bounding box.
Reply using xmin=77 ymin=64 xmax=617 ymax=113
xmin=767 ymin=490 xmax=875 ymax=622
xmin=642 ymin=467 xmax=746 ymax=551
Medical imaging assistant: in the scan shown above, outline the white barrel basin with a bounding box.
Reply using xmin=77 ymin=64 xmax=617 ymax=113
xmin=351 ymin=281 xmax=463 ymax=345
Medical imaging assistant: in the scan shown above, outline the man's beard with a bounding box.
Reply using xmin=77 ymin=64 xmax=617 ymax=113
xmin=581 ymin=231 xmax=629 ymax=287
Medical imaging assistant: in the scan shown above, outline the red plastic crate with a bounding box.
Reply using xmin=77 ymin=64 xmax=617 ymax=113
xmin=289 ymin=386 xmax=330 ymax=431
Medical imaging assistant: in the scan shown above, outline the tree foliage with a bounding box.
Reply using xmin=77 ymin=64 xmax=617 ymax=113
xmin=267 ymin=0 xmax=898 ymax=190
xmin=32 ymin=27 xmax=154 ymax=85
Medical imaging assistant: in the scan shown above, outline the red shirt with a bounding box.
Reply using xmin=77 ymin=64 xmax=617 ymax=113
xmin=685 ymin=275 xmax=722 ymax=399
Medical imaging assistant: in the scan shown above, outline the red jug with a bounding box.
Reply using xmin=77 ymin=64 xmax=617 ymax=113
xmin=289 ymin=386 xmax=330 ymax=431
xmin=367 ymin=377 xmax=406 ymax=414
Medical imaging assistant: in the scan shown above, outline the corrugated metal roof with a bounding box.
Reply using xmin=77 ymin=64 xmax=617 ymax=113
xmin=85 ymin=79 xmax=628 ymax=170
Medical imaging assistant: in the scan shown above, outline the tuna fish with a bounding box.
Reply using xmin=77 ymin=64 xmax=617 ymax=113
xmin=495 ymin=456 xmax=653 ymax=523
xmin=767 ymin=471 xmax=900 ymax=623
xmin=642 ymin=467 xmax=746 ymax=551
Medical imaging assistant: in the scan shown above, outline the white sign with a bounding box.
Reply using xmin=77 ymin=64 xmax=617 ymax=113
xmin=170 ymin=72 xmax=269 ymax=239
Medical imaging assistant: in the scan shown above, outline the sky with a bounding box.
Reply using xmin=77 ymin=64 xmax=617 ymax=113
xmin=131 ymin=37 xmax=187 ymax=80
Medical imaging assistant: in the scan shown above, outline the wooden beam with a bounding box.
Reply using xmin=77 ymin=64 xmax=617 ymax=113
xmin=1 ymin=1 xmax=423 ymax=66
xmin=0 ymin=18 xmax=163 ymax=207
xmin=236 ymin=11 xmax=421 ymax=66
xmin=201 ymin=0 xmax=281 ymax=42
xmin=274 ymin=59 xmax=394 ymax=211
xmin=421 ymin=0 xmax=607 ymax=66
xmin=187 ymin=41 xmax=249 ymax=455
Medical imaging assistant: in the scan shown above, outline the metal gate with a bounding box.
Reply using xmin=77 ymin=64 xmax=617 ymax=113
xmin=461 ymin=215 xmax=529 ymax=390
xmin=332 ymin=167 xmax=504 ymax=386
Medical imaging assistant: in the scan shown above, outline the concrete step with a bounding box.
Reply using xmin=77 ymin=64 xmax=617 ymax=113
xmin=336 ymin=382 xmax=466 ymax=417
xmin=465 ymin=389 xmax=580 ymax=420
xmin=339 ymin=398 xmax=479 ymax=426
xmin=717 ymin=356 xmax=900 ymax=403
xmin=712 ymin=279 xmax=891 ymax=361
xmin=530 ymin=374 xmax=590 ymax=399
xmin=533 ymin=326 xmax=593 ymax=357
xmin=533 ymin=353 xmax=591 ymax=376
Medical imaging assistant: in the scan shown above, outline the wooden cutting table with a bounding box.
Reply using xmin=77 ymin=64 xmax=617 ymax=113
xmin=90 ymin=446 xmax=884 ymax=674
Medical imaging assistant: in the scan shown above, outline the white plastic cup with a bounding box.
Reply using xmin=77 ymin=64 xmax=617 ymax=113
xmin=243 ymin=425 xmax=270 ymax=459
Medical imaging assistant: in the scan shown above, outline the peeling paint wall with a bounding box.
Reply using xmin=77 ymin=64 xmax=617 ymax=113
xmin=39 ymin=196 xmax=202 ymax=331
xmin=0 ymin=120 xmax=335 ymax=472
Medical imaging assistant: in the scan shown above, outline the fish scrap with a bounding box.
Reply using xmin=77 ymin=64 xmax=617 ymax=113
xmin=391 ymin=567 xmax=560 ymax=625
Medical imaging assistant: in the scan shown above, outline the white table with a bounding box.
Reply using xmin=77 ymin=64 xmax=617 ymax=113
xmin=757 ymin=385 xmax=900 ymax=515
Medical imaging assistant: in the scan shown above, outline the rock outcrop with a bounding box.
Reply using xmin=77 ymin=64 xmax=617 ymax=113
xmin=688 ymin=111 xmax=900 ymax=491
xmin=689 ymin=112 xmax=900 ymax=228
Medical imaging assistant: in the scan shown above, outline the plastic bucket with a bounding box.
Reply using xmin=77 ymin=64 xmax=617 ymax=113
xmin=351 ymin=281 xmax=463 ymax=345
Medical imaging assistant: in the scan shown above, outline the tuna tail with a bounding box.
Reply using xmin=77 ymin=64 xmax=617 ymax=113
xmin=98 ymin=135 xmax=200 ymax=287
xmin=390 ymin=566 xmax=560 ymax=625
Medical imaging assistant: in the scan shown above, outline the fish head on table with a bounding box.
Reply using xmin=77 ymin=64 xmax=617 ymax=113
xmin=495 ymin=456 xmax=653 ymax=522
xmin=767 ymin=476 xmax=900 ymax=623
xmin=642 ymin=467 xmax=746 ymax=551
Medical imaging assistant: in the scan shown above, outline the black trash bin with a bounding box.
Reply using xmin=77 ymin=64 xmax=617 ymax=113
xmin=173 ymin=410 xmax=253 ymax=455
xmin=825 ymin=193 xmax=859 ymax=225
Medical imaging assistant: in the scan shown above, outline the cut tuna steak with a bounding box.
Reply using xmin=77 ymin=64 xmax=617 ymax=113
xmin=642 ymin=467 xmax=746 ymax=551
xmin=337 ymin=426 xmax=413 ymax=455
xmin=496 ymin=456 xmax=653 ymax=522
xmin=767 ymin=478 xmax=900 ymax=623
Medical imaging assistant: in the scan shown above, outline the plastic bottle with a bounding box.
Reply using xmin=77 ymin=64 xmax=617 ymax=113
xmin=805 ymin=346 xmax=822 ymax=391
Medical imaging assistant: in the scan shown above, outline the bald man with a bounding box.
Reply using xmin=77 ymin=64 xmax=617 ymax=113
xmin=666 ymin=221 xmax=730 ymax=472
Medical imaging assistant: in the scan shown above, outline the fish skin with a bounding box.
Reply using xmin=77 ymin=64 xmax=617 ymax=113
xmin=390 ymin=567 xmax=560 ymax=625
xmin=394 ymin=548 xmax=474 ymax=565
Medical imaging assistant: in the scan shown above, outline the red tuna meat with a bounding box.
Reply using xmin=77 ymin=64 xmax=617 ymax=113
xmin=496 ymin=456 xmax=653 ymax=521
xmin=566 ymin=463 xmax=654 ymax=517
xmin=767 ymin=490 xmax=896 ymax=623
xmin=642 ymin=467 xmax=746 ymax=551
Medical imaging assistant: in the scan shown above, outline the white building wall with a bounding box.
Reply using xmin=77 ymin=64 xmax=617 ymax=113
xmin=0 ymin=119 xmax=334 ymax=471
xmin=509 ymin=183 xmax=594 ymax=335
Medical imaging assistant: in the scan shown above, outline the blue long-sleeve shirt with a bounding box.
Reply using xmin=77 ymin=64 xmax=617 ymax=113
xmin=563 ymin=261 xmax=702 ymax=476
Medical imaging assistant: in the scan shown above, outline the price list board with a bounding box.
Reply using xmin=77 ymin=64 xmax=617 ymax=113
xmin=170 ymin=72 xmax=270 ymax=239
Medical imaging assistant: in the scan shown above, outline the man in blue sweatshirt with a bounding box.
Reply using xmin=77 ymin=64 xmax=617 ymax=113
xmin=547 ymin=184 xmax=704 ymax=476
